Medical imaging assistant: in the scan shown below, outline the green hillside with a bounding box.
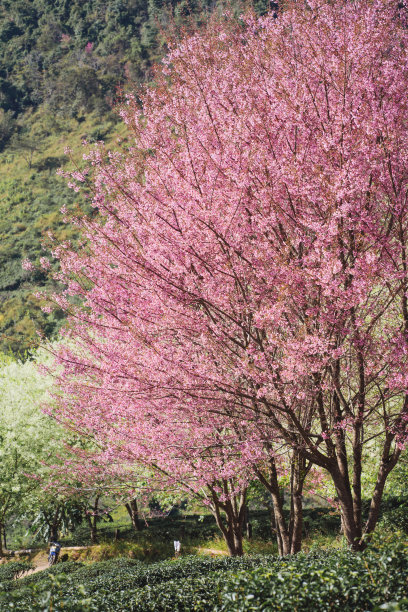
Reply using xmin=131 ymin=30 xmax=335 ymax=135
xmin=0 ymin=0 xmax=272 ymax=354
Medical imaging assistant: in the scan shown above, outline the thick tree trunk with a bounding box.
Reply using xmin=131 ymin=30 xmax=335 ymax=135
xmin=91 ymin=521 xmax=98 ymax=544
xmin=257 ymin=458 xmax=290 ymax=555
xmin=86 ymin=513 xmax=98 ymax=544
xmin=225 ymin=526 xmax=244 ymax=556
xmin=290 ymin=491 xmax=303 ymax=555
xmin=125 ymin=498 xmax=141 ymax=531
xmin=331 ymin=468 xmax=362 ymax=550
xmin=361 ymin=436 xmax=400 ymax=544
xmin=270 ymin=488 xmax=290 ymax=555
xmin=328 ymin=431 xmax=401 ymax=551
xmin=267 ymin=501 xmax=284 ymax=556
xmin=289 ymin=453 xmax=307 ymax=554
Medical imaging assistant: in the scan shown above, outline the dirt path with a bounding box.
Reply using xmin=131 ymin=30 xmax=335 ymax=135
xmin=24 ymin=554 xmax=49 ymax=576
xmin=18 ymin=545 xmax=226 ymax=578
xmin=197 ymin=547 xmax=228 ymax=556
xmin=23 ymin=546 xmax=89 ymax=577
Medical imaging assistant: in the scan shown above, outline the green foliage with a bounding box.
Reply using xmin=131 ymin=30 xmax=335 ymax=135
xmin=0 ymin=349 xmax=64 ymax=537
xmin=0 ymin=555 xmax=271 ymax=610
xmin=62 ymin=511 xmax=220 ymax=547
xmin=0 ymin=561 xmax=33 ymax=586
xmin=0 ymin=162 xmax=79 ymax=354
xmin=25 ymin=499 xmax=85 ymax=545
xmin=380 ymin=502 xmax=408 ymax=533
xmin=1 ymin=540 xmax=407 ymax=611
xmin=0 ymin=0 xmax=249 ymax=120
xmin=121 ymin=574 xmax=225 ymax=610
xmin=219 ymin=540 xmax=408 ymax=611
xmin=13 ymin=561 xmax=85 ymax=589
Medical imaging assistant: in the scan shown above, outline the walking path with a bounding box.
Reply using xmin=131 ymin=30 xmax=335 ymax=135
xmin=17 ymin=545 xmax=227 ymax=578
xmin=22 ymin=546 xmax=88 ymax=577
xmin=197 ymin=547 xmax=228 ymax=556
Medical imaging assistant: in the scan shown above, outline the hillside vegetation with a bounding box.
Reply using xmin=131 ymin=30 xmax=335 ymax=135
xmin=0 ymin=0 xmax=271 ymax=354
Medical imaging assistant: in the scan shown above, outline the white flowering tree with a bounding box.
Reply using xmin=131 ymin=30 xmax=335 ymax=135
xmin=0 ymin=349 xmax=63 ymax=555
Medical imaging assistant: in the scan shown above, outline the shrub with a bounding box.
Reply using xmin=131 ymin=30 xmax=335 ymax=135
xmin=219 ymin=541 xmax=408 ymax=611
xmin=380 ymin=504 xmax=408 ymax=533
xmin=1 ymin=542 xmax=407 ymax=611
xmin=0 ymin=555 xmax=272 ymax=610
xmin=0 ymin=561 xmax=33 ymax=584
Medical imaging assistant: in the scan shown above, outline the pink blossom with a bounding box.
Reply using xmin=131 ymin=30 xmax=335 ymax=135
xmin=22 ymin=258 xmax=35 ymax=271
xmin=45 ymin=0 xmax=408 ymax=552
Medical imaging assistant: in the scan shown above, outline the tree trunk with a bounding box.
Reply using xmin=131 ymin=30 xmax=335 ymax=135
xmin=91 ymin=520 xmax=98 ymax=544
xmin=0 ymin=523 xmax=4 ymax=557
xmin=289 ymin=453 xmax=308 ymax=554
xmin=86 ymin=495 xmax=100 ymax=544
xmin=267 ymin=500 xmax=283 ymax=556
xmin=86 ymin=513 xmax=98 ymax=544
xmin=352 ymin=419 xmax=363 ymax=541
xmin=290 ymin=491 xmax=303 ymax=555
xmin=224 ymin=522 xmax=244 ymax=556
xmin=125 ymin=498 xmax=141 ymax=531
xmin=256 ymin=452 xmax=308 ymax=556
xmin=361 ymin=436 xmax=400 ymax=545
xmin=243 ymin=504 xmax=252 ymax=540
xmin=50 ymin=505 xmax=61 ymax=542
xmin=270 ymin=488 xmax=290 ymax=555
xmin=331 ymin=468 xmax=362 ymax=550
xmin=209 ymin=482 xmax=246 ymax=556
xmin=257 ymin=458 xmax=290 ymax=555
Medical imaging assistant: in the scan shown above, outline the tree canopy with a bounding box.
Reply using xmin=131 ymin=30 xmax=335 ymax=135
xmin=31 ymin=0 xmax=408 ymax=552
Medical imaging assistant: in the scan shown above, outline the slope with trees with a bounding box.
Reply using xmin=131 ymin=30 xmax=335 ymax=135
xmin=0 ymin=0 xmax=272 ymax=354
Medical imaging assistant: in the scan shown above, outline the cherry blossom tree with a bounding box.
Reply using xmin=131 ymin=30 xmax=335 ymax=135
xmin=45 ymin=386 xmax=261 ymax=555
xmin=39 ymin=0 xmax=408 ymax=552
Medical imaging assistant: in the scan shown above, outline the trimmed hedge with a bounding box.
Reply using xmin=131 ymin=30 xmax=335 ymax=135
xmin=1 ymin=542 xmax=407 ymax=611
xmin=219 ymin=543 xmax=408 ymax=611
xmin=0 ymin=561 xmax=33 ymax=584
xmin=0 ymin=556 xmax=271 ymax=610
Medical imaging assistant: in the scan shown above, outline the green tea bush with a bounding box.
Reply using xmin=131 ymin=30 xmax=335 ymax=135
xmin=14 ymin=561 xmax=85 ymax=589
xmin=1 ymin=542 xmax=407 ymax=611
xmin=0 ymin=561 xmax=33 ymax=584
xmin=3 ymin=574 xmax=101 ymax=612
xmin=0 ymin=555 xmax=272 ymax=611
xmin=219 ymin=542 xmax=408 ymax=611
xmin=104 ymin=574 xmax=226 ymax=611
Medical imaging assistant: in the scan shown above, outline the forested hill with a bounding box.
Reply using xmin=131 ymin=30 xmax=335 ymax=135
xmin=0 ymin=0 xmax=270 ymax=355
xmin=0 ymin=0 xmax=183 ymax=123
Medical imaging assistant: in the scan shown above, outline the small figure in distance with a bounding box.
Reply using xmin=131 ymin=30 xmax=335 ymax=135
xmin=173 ymin=540 xmax=181 ymax=558
xmin=48 ymin=541 xmax=61 ymax=566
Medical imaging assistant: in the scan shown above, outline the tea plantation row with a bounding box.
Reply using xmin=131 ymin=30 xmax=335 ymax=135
xmin=0 ymin=542 xmax=407 ymax=611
